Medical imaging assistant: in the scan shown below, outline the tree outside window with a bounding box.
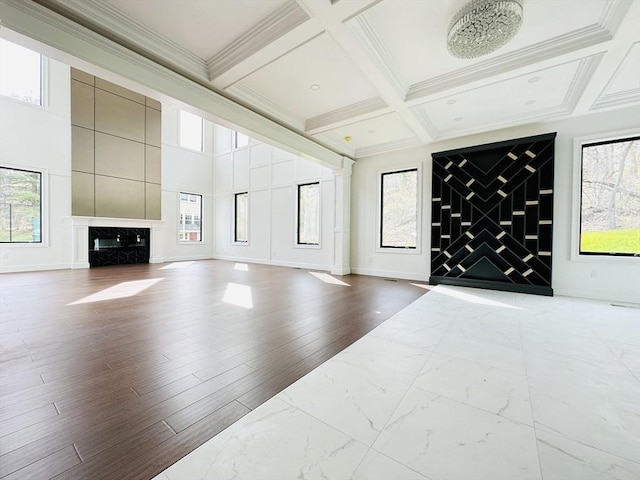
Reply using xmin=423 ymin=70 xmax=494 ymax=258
xmin=0 ymin=167 xmax=42 ymax=243
xmin=580 ymin=136 xmax=640 ymax=256
xmin=380 ymin=169 xmax=418 ymax=249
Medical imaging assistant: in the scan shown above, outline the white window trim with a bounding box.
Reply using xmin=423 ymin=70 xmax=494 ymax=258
xmin=232 ymin=191 xmax=250 ymax=246
xmin=177 ymin=191 xmax=204 ymax=245
xmin=0 ymin=163 xmax=49 ymax=248
xmin=376 ymin=163 xmax=423 ymax=255
xmin=571 ymin=128 xmax=640 ymax=263
xmin=294 ymin=181 xmax=322 ymax=249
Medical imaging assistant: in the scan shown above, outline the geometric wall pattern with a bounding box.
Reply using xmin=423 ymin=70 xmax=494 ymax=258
xmin=430 ymin=133 xmax=556 ymax=296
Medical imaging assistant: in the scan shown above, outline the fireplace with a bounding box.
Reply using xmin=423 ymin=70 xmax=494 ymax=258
xmin=89 ymin=227 xmax=150 ymax=267
xmin=71 ymin=217 xmax=163 ymax=269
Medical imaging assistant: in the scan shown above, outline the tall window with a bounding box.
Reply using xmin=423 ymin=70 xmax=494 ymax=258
xmin=179 ymin=110 xmax=203 ymax=152
xmin=579 ymin=136 xmax=640 ymax=256
xmin=179 ymin=192 xmax=202 ymax=242
xmin=297 ymin=182 xmax=320 ymax=245
xmin=0 ymin=167 xmax=42 ymax=243
xmin=380 ymin=168 xmax=418 ymax=249
xmin=234 ymin=131 xmax=249 ymax=149
xmin=0 ymin=38 xmax=42 ymax=106
xmin=234 ymin=192 xmax=249 ymax=243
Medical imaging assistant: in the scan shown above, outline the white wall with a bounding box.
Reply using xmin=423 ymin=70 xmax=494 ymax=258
xmin=0 ymin=59 xmax=72 ymax=273
xmin=351 ymin=107 xmax=640 ymax=303
xmin=213 ymin=126 xmax=337 ymax=271
xmin=160 ymin=103 xmax=215 ymax=262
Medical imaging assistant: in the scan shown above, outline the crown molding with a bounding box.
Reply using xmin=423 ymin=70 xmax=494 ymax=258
xmin=562 ymin=53 xmax=605 ymax=112
xmin=35 ymin=0 xmax=209 ymax=80
xmin=354 ymin=136 xmax=422 ymax=158
xmin=592 ymin=42 xmax=640 ymax=111
xmin=0 ymin=0 xmax=343 ymax=169
xmin=417 ymin=54 xmax=604 ymax=141
xmin=207 ymin=0 xmax=309 ymax=80
xmin=406 ymin=20 xmax=619 ymax=102
xmin=305 ymin=97 xmax=388 ymax=132
xmin=599 ymin=0 xmax=631 ymax=35
xmin=227 ymin=84 xmax=306 ymax=132
xmin=348 ymin=15 xmax=407 ymax=99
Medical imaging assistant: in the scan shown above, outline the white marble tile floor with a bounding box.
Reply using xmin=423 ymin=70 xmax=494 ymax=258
xmin=154 ymin=285 xmax=640 ymax=480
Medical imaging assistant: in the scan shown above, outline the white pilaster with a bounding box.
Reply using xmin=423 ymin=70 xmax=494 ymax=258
xmin=331 ymin=157 xmax=354 ymax=276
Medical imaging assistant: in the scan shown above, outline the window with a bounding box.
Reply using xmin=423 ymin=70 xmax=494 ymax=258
xmin=0 ymin=167 xmax=42 ymax=243
xmin=380 ymin=168 xmax=418 ymax=249
xmin=179 ymin=192 xmax=202 ymax=242
xmin=0 ymin=39 xmax=42 ymax=106
xmin=234 ymin=192 xmax=249 ymax=243
xmin=179 ymin=110 xmax=203 ymax=152
xmin=234 ymin=131 xmax=249 ymax=149
xmin=297 ymin=182 xmax=320 ymax=245
xmin=579 ymin=135 xmax=640 ymax=256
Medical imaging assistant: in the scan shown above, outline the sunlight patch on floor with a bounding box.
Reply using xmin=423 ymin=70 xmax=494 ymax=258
xmin=68 ymin=278 xmax=164 ymax=305
xmin=309 ymin=272 xmax=350 ymax=286
xmin=223 ymin=283 xmax=253 ymax=309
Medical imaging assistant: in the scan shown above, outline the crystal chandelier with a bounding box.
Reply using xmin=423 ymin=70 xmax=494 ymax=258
xmin=447 ymin=0 xmax=524 ymax=59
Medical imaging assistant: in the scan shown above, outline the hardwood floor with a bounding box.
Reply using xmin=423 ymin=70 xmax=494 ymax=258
xmin=0 ymin=260 xmax=428 ymax=479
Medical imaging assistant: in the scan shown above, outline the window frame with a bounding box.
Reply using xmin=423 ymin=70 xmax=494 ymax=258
xmin=571 ymin=128 xmax=640 ymax=263
xmin=0 ymin=165 xmax=46 ymax=245
xmin=178 ymin=110 xmax=204 ymax=152
xmin=178 ymin=191 xmax=203 ymax=243
xmin=233 ymin=192 xmax=249 ymax=245
xmin=377 ymin=166 xmax=422 ymax=254
xmin=234 ymin=131 xmax=249 ymax=150
xmin=0 ymin=38 xmax=44 ymax=107
xmin=296 ymin=181 xmax=321 ymax=248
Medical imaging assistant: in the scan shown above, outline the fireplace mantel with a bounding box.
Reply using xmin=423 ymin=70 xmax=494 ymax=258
xmin=71 ymin=216 xmax=164 ymax=269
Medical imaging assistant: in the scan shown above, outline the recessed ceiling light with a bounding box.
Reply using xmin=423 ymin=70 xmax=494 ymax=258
xmin=525 ymin=100 xmax=536 ymax=105
xmin=528 ymin=76 xmax=540 ymax=83
xmin=454 ymin=117 xmax=463 ymax=121
xmin=447 ymin=99 xmax=456 ymax=105
xmin=310 ymin=84 xmax=320 ymax=90
xmin=344 ymin=136 xmax=352 ymax=142
xmin=368 ymin=130 xmax=375 ymax=134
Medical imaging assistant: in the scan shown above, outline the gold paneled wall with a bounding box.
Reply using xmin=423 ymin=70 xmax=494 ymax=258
xmin=71 ymin=68 xmax=161 ymax=220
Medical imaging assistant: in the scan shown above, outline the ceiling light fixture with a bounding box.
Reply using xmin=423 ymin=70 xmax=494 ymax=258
xmin=447 ymin=99 xmax=457 ymax=105
xmin=310 ymin=84 xmax=320 ymax=91
xmin=525 ymin=99 xmax=536 ymax=105
xmin=447 ymin=0 xmax=524 ymax=59
xmin=528 ymin=76 xmax=540 ymax=83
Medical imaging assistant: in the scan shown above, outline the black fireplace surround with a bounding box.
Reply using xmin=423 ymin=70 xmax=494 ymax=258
xmin=89 ymin=227 xmax=150 ymax=267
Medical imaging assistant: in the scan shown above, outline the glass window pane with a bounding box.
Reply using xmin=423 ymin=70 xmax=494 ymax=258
xmin=381 ymin=169 xmax=418 ymax=248
xmin=298 ymin=183 xmax=320 ymax=245
xmin=179 ymin=110 xmax=203 ymax=151
xmin=235 ymin=192 xmax=249 ymax=243
xmin=235 ymin=132 xmax=249 ymax=149
xmin=580 ymin=137 xmax=640 ymax=256
xmin=0 ymin=167 xmax=42 ymax=243
xmin=179 ymin=192 xmax=202 ymax=242
xmin=0 ymin=39 xmax=41 ymax=106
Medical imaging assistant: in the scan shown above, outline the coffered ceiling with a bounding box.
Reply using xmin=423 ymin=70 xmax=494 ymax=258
xmin=28 ymin=0 xmax=640 ymax=158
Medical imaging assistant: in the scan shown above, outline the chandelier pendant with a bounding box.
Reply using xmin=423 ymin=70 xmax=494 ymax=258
xmin=447 ymin=0 xmax=524 ymax=59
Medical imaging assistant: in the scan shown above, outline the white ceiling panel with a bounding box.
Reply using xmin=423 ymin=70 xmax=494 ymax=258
xmin=105 ymin=0 xmax=289 ymax=60
xmin=415 ymin=57 xmax=594 ymax=137
xmin=236 ymin=32 xmax=379 ymax=122
xmin=314 ymin=112 xmax=418 ymax=156
xmin=355 ymin=0 xmax=609 ymax=89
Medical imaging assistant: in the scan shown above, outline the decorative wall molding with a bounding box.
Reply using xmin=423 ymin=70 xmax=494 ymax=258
xmin=207 ymin=0 xmax=309 ymax=80
xmin=354 ymin=136 xmax=422 ymax=158
xmin=406 ymin=24 xmax=618 ymax=101
xmin=1 ymin=0 xmax=343 ymax=169
xmin=305 ymin=96 xmax=388 ymax=132
xmin=38 ymin=0 xmax=209 ymax=80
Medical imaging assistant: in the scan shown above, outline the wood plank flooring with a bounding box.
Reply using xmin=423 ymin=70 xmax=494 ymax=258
xmin=0 ymin=260 xmax=428 ymax=479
